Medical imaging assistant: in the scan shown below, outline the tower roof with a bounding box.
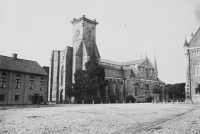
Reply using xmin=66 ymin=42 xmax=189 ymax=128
xmin=188 ymin=27 xmax=200 ymax=48
xmin=71 ymin=15 xmax=98 ymax=25
xmin=183 ymin=36 xmax=189 ymax=47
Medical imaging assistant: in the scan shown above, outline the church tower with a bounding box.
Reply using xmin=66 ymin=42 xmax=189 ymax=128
xmin=71 ymin=15 xmax=100 ymax=82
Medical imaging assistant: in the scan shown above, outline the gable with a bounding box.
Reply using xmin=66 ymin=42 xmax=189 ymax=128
xmin=140 ymin=58 xmax=154 ymax=68
xmin=189 ymin=27 xmax=200 ymax=48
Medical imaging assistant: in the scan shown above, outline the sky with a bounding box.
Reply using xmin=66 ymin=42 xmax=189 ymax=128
xmin=1 ymin=0 xmax=200 ymax=84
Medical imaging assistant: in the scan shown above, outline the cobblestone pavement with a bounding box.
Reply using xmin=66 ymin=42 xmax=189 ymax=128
xmin=0 ymin=103 xmax=200 ymax=134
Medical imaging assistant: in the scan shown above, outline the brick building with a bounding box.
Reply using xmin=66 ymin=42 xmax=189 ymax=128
xmin=49 ymin=16 xmax=165 ymax=103
xmin=184 ymin=28 xmax=200 ymax=102
xmin=0 ymin=54 xmax=48 ymax=105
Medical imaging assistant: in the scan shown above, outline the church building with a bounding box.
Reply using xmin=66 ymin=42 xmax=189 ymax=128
xmin=48 ymin=15 xmax=165 ymax=103
xmin=184 ymin=28 xmax=200 ymax=102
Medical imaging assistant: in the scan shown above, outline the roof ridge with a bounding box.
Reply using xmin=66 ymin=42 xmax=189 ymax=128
xmin=0 ymin=55 xmax=37 ymax=62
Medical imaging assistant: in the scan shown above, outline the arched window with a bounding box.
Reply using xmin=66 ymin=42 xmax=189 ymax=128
xmin=40 ymin=77 xmax=44 ymax=90
xmin=15 ymin=74 xmax=21 ymax=89
xmin=145 ymin=84 xmax=149 ymax=90
xmin=29 ymin=76 xmax=34 ymax=89
xmin=61 ymin=66 xmax=64 ymax=85
xmin=0 ymin=72 xmax=7 ymax=88
xmin=135 ymin=84 xmax=139 ymax=96
xmin=193 ymin=51 xmax=195 ymax=57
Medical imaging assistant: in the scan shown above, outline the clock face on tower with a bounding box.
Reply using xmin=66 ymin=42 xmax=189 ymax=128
xmin=75 ymin=28 xmax=80 ymax=37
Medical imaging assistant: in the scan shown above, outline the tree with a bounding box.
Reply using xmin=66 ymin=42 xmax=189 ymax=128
xmin=152 ymin=85 xmax=162 ymax=103
xmin=166 ymin=83 xmax=186 ymax=102
xmin=73 ymin=54 xmax=108 ymax=102
xmin=84 ymin=57 xmax=107 ymax=97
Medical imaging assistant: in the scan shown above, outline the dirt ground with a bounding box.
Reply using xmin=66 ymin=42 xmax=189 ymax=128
xmin=0 ymin=103 xmax=200 ymax=134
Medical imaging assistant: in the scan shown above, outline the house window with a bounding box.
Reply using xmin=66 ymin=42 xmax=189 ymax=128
xmin=15 ymin=95 xmax=19 ymax=101
xmin=29 ymin=80 xmax=34 ymax=89
xmin=40 ymin=81 xmax=44 ymax=90
xmin=0 ymin=95 xmax=5 ymax=101
xmin=0 ymin=72 xmax=7 ymax=88
xmin=29 ymin=95 xmax=33 ymax=101
xmin=16 ymin=79 xmax=21 ymax=89
xmin=40 ymin=96 xmax=44 ymax=102
xmin=0 ymin=77 xmax=6 ymax=88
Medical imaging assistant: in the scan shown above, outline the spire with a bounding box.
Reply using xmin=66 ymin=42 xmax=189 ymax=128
xmin=154 ymin=52 xmax=158 ymax=73
xmin=183 ymin=35 xmax=189 ymax=47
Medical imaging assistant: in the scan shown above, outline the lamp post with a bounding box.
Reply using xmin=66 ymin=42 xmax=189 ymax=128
xmin=187 ymin=48 xmax=193 ymax=104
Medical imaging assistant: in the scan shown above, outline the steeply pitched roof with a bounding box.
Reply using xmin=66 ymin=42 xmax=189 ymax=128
xmin=0 ymin=55 xmax=48 ymax=76
xmin=189 ymin=27 xmax=200 ymax=48
xmin=122 ymin=59 xmax=145 ymax=66
xmin=183 ymin=38 xmax=189 ymax=47
xmin=104 ymin=67 xmax=123 ymax=78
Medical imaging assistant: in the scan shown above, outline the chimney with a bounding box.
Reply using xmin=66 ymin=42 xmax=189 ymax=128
xmin=12 ymin=53 xmax=17 ymax=59
xmin=191 ymin=32 xmax=193 ymax=37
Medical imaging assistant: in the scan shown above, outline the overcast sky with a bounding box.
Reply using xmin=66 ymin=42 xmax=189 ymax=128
xmin=1 ymin=0 xmax=200 ymax=84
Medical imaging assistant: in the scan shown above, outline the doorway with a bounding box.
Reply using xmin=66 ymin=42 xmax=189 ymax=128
xmin=33 ymin=94 xmax=38 ymax=104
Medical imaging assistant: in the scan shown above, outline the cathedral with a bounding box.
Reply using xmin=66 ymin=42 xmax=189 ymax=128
xmin=48 ymin=15 xmax=165 ymax=103
xmin=184 ymin=28 xmax=200 ymax=102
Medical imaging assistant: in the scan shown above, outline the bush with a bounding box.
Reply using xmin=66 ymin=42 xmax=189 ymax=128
xmin=126 ymin=95 xmax=136 ymax=103
xmin=146 ymin=96 xmax=153 ymax=102
xmin=109 ymin=95 xmax=119 ymax=103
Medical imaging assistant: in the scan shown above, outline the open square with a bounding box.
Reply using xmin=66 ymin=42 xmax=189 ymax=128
xmin=1 ymin=103 xmax=200 ymax=134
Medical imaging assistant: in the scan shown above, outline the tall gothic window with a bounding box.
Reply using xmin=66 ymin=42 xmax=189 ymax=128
xmin=0 ymin=72 xmax=7 ymax=88
xmin=135 ymin=85 xmax=138 ymax=96
xmin=61 ymin=66 xmax=64 ymax=85
xmin=194 ymin=63 xmax=200 ymax=76
xmin=146 ymin=69 xmax=149 ymax=79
